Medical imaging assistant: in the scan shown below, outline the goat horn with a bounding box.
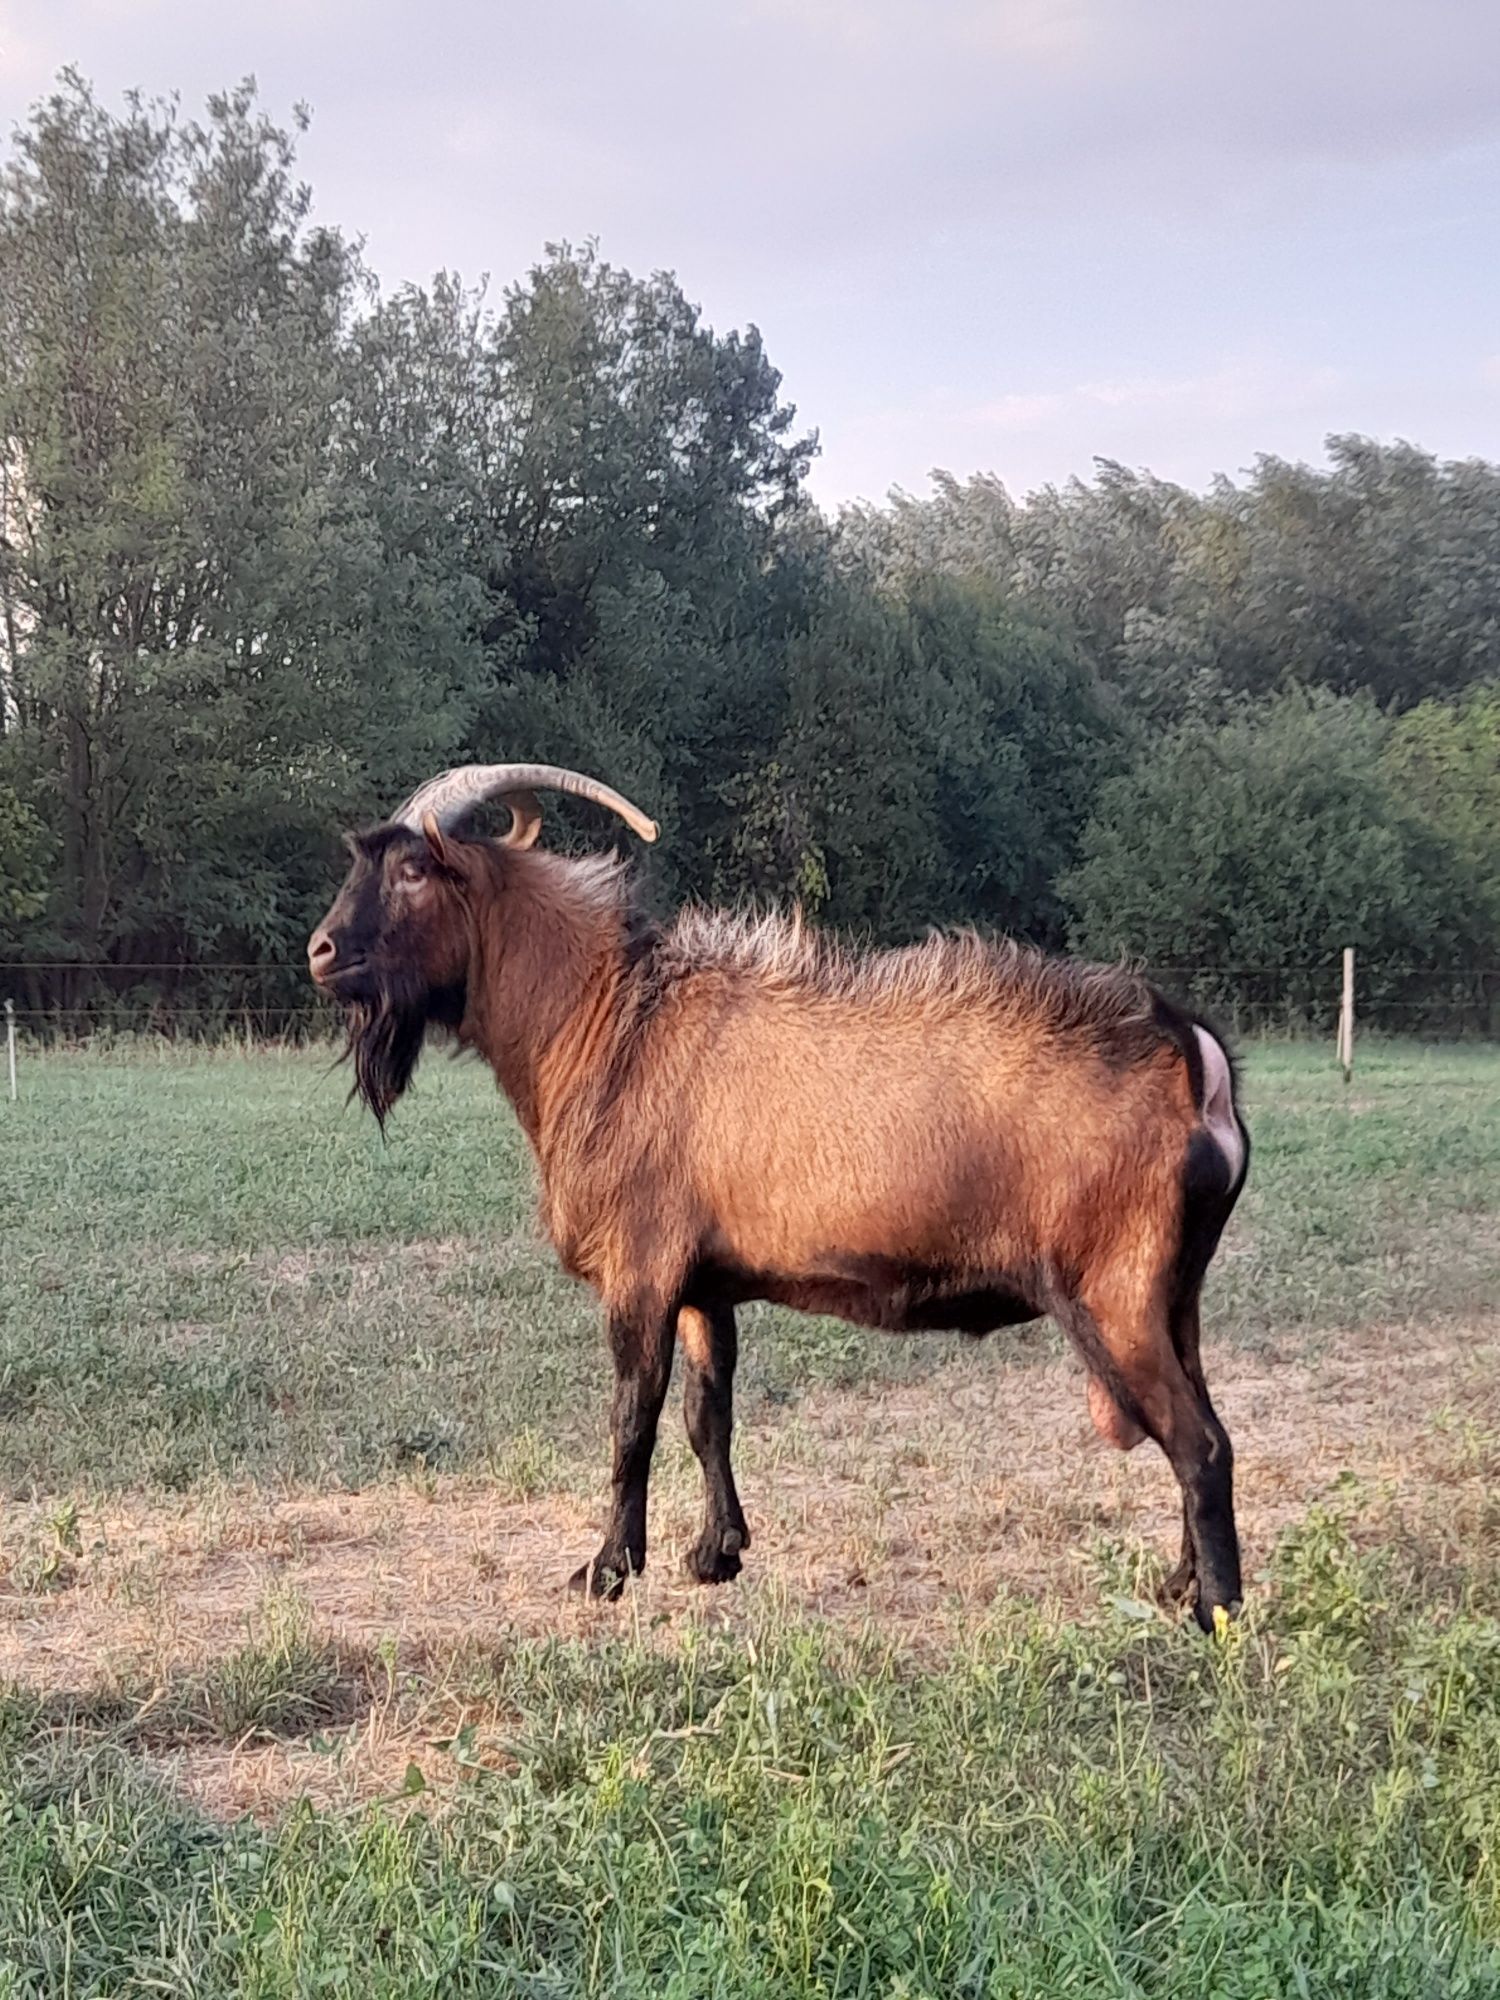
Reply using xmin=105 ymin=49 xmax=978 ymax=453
xmin=391 ymin=764 xmax=659 ymax=845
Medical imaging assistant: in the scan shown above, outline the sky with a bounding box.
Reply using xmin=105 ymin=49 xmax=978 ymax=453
xmin=2 ymin=0 xmax=1497 ymax=511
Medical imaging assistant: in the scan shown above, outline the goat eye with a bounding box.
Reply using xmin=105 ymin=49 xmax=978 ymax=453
xmin=397 ymin=861 xmax=425 ymax=887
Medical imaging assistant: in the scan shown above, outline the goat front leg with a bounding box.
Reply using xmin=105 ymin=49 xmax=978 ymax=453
xmin=679 ymin=1304 xmax=750 ymax=1583
xmin=569 ymin=1303 xmax=676 ymax=1600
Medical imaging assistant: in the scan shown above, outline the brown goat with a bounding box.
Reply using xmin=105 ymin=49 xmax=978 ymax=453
xmin=309 ymin=763 xmax=1249 ymax=1628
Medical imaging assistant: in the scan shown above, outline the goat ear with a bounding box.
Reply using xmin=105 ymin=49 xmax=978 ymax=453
xmin=420 ymin=812 xmax=453 ymax=870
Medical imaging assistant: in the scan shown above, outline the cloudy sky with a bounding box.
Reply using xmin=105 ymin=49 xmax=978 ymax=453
xmin=3 ymin=0 xmax=1497 ymax=508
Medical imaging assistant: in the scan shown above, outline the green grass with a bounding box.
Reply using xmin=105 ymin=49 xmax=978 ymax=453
xmin=4 ymin=1511 xmax=1500 ymax=1997
xmin=0 ymin=1040 xmax=1495 ymax=1495
xmin=1 ymin=1040 xmax=1498 ymax=1995
xmin=1223 ymin=1041 xmax=1499 ymax=1342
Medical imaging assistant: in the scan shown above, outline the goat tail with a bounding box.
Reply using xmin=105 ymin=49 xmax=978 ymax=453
xmin=1190 ymin=1023 xmax=1248 ymax=1188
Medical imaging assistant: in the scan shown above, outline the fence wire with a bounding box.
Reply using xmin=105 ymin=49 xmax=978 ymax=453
xmin=2 ymin=960 xmax=1497 ymax=1043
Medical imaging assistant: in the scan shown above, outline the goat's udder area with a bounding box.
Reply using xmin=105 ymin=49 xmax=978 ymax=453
xmin=1 ymin=1314 xmax=1494 ymax=1821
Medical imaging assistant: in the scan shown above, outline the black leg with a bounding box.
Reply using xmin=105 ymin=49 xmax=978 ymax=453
xmin=1158 ymin=1289 xmax=1240 ymax=1623
xmin=1161 ymin=1291 xmax=1206 ymax=1608
xmin=569 ymin=1305 xmax=676 ymax=1599
xmin=679 ymin=1305 xmax=750 ymax=1584
xmin=1167 ymin=1405 xmax=1240 ymax=1631
xmin=1069 ymin=1280 xmax=1241 ymax=1634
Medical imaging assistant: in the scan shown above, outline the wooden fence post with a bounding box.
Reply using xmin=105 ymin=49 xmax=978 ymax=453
xmin=1337 ymin=948 xmax=1354 ymax=1084
xmin=5 ymin=998 xmax=15 ymax=1102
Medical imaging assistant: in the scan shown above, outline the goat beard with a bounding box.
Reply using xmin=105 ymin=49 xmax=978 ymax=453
xmin=338 ymin=976 xmax=431 ymax=1130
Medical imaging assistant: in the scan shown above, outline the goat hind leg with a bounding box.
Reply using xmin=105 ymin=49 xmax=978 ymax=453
xmin=679 ymin=1304 xmax=750 ymax=1584
xmin=1159 ymin=1286 xmax=1246 ymax=1617
xmin=1160 ymin=1290 xmax=1210 ymax=1609
xmin=570 ymin=1305 xmax=675 ymax=1600
xmin=1077 ymin=1281 xmax=1241 ymax=1632
xmin=1150 ymin=1355 xmax=1240 ymax=1631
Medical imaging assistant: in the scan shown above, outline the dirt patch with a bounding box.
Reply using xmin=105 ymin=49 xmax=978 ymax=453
xmin=4 ymin=1315 xmax=1497 ymax=1819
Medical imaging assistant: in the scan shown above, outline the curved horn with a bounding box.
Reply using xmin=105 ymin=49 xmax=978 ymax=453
xmin=392 ymin=764 xmax=658 ymax=845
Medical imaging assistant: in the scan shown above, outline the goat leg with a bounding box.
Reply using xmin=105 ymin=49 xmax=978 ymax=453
xmin=679 ymin=1304 xmax=751 ymax=1583
xmin=569 ymin=1304 xmax=676 ymax=1599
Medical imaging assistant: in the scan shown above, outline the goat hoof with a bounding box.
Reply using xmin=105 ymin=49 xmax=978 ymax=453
xmin=1193 ymin=1591 xmax=1242 ymax=1635
xmin=686 ymin=1527 xmax=745 ymax=1585
xmin=567 ymin=1553 xmax=631 ymax=1601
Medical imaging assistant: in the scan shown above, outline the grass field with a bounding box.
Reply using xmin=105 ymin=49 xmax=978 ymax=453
xmin=1 ymin=1040 xmax=1498 ymax=1995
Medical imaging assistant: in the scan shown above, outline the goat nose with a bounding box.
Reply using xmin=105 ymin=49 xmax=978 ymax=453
xmin=307 ymin=929 xmax=337 ymax=982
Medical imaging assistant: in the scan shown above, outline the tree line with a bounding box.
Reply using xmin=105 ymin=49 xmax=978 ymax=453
xmin=1 ymin=78 xmax=1496 ymax=1027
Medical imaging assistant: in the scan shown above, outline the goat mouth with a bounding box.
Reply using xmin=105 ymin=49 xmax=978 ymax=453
xmin=315 ymin=959 xmax=372 ymax=998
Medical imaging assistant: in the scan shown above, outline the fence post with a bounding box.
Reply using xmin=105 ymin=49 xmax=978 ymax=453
xmin=1337 ymin=948 xmax=1355 ymax=1084
xmin=5 ymin=998 xmax=15 ymax=1103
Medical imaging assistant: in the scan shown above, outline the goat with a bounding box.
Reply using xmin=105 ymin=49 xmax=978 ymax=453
xmin=309 ymin=762 xmax=1250 ymax=1628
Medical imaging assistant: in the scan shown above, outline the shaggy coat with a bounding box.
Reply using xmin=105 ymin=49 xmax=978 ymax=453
xmin=311 ymin=828 xmax=1249 ymax=1628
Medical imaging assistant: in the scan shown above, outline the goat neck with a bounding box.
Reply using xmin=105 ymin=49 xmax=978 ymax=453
xmin=459 ymin=847 xmax=632 ymax=1147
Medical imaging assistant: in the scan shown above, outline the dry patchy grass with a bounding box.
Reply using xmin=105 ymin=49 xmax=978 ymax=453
xmin=5 ymin=1311 xmax=1496 ymax=1820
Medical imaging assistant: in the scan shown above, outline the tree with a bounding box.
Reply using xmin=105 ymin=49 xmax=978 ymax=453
xmin=0 ymin=76 xmax=488 ymax=991
xmin=715 ymin=574 xmax=1122 ymax=943
xmin=3 ymin=70 xmax=1496 ymax=1031
xmin=1385 ymin=686 xmax=1500 ymax=944
xmin=715 ymin=583 xmax=938 ymax=927
xmin=1063 ymin=691 xmax=1493 ymax=977
xmin=901 ymin=578 xmax=1125 ymax=943
xmin=851 ymin=440 xmax=1500 ymax=720
xmin=457 ymin=243 xmax=818 ymax=904
xmin=0 ymin=776 xmax=48 ymax=930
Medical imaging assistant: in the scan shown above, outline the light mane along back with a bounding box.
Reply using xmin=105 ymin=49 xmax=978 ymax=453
xmin=658 ymin=905 xmax=1163 ymax=1052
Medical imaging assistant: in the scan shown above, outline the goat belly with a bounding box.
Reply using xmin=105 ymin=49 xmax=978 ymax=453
xmin=702 ymin=1253 xmax=1043 ymax=1337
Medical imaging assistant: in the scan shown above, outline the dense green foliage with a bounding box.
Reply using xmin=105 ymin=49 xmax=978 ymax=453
xmin=0 ymin=76 xmax=1496 ymax=1011
xmin=1384 ymin=688 xmax=1500 ymax=949
xmin=1064 ymin=692 xmax=1493 ymax=975
xmin=848 ymin=446 xmax=1500 ymax=714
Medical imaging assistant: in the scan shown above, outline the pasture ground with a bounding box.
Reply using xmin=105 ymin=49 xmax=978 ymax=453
xmin=0 ymin=1041 xmax=1497 ymax=1996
